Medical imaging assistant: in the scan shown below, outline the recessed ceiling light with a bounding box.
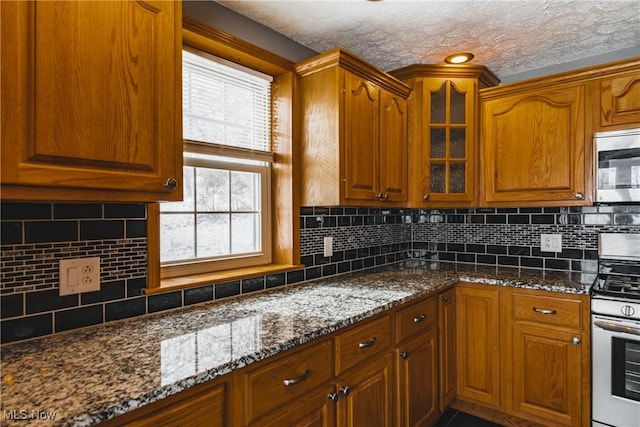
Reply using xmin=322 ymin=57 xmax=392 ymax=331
xmin=444 ymin=53 xmax=475 ymax=64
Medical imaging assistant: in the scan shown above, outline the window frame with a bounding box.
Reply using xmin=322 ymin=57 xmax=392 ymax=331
xmin=161 ymin=49 xmax=274 ymax=278
xmin=146 ymin=17 xmax=301 ymax=292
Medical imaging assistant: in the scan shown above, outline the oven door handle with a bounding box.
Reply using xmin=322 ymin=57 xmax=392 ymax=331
xmin=593 ymin=320 xmax=640 ymax=336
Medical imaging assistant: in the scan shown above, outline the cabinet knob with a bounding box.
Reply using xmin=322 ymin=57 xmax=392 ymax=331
xmin=400 ymin=351 xmax=408 ymax=359
xmin=575 ymin=192 xmax=584 ymax=199
xmin=164 ymin=178 xmax=178 ymax=190
xmin=381 ymin=193 xmax=389 ymax=200
xmin=375 ymin=193 xmax=383 ymax=200
xmin=571 ymin=336 xmax=581 ymax=345
xmin=423 ymin=194 xmax=429 ymax=201
xmin=328 ymin=392 xmax=339 ymax=402
xmin=339 ymin=386 xmax=351 ymax=396
xmin=442 ymin=296 xmax=450 ymax=303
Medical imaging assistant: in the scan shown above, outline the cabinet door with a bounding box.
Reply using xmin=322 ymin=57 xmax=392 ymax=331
xmin=258 ymin=386 xmax=337 ymax=427
xmin=510 ymin=323 xmax=582 ymax=426
xmin=481 ymin=85 xmax=586 ymax=205
xmin=1 ymin=1 xmax=182 ymax=201
xmin=103 ymin=380 xmax=227 ymax=427
xmin=600 ymin=73 xmax=640 ymax=127
xmin=455 ymin=286 xmax=500 ymax=407
xmin=396 ymin=330 xmax=439 ymax=427
xmin=243 ymin=339 xmax=333 ymax=425
xmin=337 ymin=353 xmax=393 ymax=427
xmin=438 ymin=289 xmax=456 ymax=411
xmin=422 ymin=78 xmax=476 ymax=204
xmin=343 ymin=73 xmax=380 ymax=202
xmin=379 ymin=91 xmax=408 ymax=202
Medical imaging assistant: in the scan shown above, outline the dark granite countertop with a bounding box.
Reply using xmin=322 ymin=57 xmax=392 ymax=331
xmin=0 ymin=261 xmax=593 ymax=426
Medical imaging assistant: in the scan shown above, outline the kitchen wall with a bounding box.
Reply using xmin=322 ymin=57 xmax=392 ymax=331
xmin=413 ymin=205 xmax=640 ymax=272
xmin=3 ymin=201 xmax=639 ymax=344
xmin=0 ymin=202 xmax=411 ymax=344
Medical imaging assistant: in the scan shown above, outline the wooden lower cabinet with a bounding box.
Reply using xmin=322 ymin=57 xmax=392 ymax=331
xmin=509 ymin=324 xmax=582 ymax=426
xmin=438 ymin=289 xmax=456 ymax=412
xmin=257 ymin=385 xmax=337 ymax=427
xmin=455 ymin=285 xmax=501 ymax=408
xmin=455 ymin=283 xmax=590 ymax=427
xmin=396 ymin=329 xmax=439 ymax=427
xmin=336 ymin=353 xmax=394 ymax=427
xmin=101 ymin=379 xmax=229 ymax=427
xmin=242 ymin=339 xmax=333 ymax=425
xmin=505 ymin=290 xmax=589 ymax=427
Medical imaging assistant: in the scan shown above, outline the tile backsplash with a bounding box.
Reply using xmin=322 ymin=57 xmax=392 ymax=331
xmin=1 ymin=202 xmax=639 ymax=343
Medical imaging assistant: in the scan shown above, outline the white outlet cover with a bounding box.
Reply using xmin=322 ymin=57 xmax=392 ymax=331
xmin=540 ymin=234 xmax=562 ymax=253
xmin=59 ymin=257 xmax=101 ymax=296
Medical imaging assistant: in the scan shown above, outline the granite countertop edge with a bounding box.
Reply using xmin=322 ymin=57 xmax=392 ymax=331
xmin=1 ymin=262 xmax=593 ymax=426
xmin=88 ymin=280 xmax=456 ymax=425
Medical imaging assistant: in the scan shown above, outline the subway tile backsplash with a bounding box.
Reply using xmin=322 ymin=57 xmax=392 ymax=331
xmin=1 ymin=202 xmax=639 ymax=343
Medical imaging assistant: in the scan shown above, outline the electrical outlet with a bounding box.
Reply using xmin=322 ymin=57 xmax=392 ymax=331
xmin=324 ymin=236 xmax=333 ymax=257
xmin=59 ymin=257 xmax=100 ymax=296
xmin=540 ymin=234 xmax=562 ymax=253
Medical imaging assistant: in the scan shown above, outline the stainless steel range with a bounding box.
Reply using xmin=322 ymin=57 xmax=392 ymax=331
xmin=591 ymin=233 xmax=640 ymax=427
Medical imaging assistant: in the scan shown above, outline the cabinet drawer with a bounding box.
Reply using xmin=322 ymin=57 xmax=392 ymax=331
xmin=335 ymin=315 xmax=391 ymax=375
xmin=396 ymin=297 xmax=437 ymax=343
xmin=511 ymin=292 xmax=584 ymax=329
xmin=243 ymin=339 xmax=333 ymax=424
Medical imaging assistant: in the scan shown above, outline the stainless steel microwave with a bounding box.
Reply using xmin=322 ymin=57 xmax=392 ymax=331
xmin=595 ymin=128 xmax=640 ymax=203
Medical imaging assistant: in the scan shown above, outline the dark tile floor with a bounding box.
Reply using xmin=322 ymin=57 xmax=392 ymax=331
xmin=435 ymin=408 xmax=504 ymax=427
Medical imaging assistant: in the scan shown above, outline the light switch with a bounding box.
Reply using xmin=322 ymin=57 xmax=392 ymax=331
xmin=68 ymin=267 xmax=80 ymax=287
xmin=324 ymin=236 xmax=333 ymax=257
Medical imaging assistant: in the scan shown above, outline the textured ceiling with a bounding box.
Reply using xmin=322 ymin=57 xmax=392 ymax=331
xmin=217 ymin=0 xmax=640 ymax=81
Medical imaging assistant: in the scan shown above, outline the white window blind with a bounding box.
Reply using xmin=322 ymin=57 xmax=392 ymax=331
xmin=182 ymin=50 xmax=272 ymax=152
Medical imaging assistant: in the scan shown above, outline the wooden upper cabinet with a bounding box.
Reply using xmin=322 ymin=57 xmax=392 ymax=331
xmin=296 ymin=48 xmax=411 ymax=207
xmin=390 ymin=65 xmax=499 ymax=207
xmin=481 ymin=84 xmax=587 ymax=206
xmin=379 ymin=90 xmax=409 ymax=203
xmin=343 ymin=75 xmax=381 ymax=201
xmin=598 ymin=69 xmax=640 ymax=128
xmin=1 ymin=0 xmax=183 ymax=202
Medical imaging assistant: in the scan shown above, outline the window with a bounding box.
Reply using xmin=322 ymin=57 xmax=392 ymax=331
xmin=147 ymin=21 xmax=299 ymax=291
xmin=160 ymin=49 xmax=273 ymax=278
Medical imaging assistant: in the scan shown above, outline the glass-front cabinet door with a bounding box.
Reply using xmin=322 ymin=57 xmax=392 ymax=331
xmin=423 ymin=78 xmax=476 ymax=204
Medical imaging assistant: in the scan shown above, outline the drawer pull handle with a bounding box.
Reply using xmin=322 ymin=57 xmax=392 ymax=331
xmin=283 ymin=369 xmax=310 ymax=387
xmin=413 ymin=314 xmax=427 ymax=323
xmin=359 ymin=337 xmax=377 ymax=349
xmin=532 ymin=307 xmax=557 ymax=315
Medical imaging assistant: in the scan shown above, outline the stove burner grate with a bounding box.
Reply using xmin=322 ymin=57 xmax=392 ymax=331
xmin=597 ymin=274 xmax=640 ymax=298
